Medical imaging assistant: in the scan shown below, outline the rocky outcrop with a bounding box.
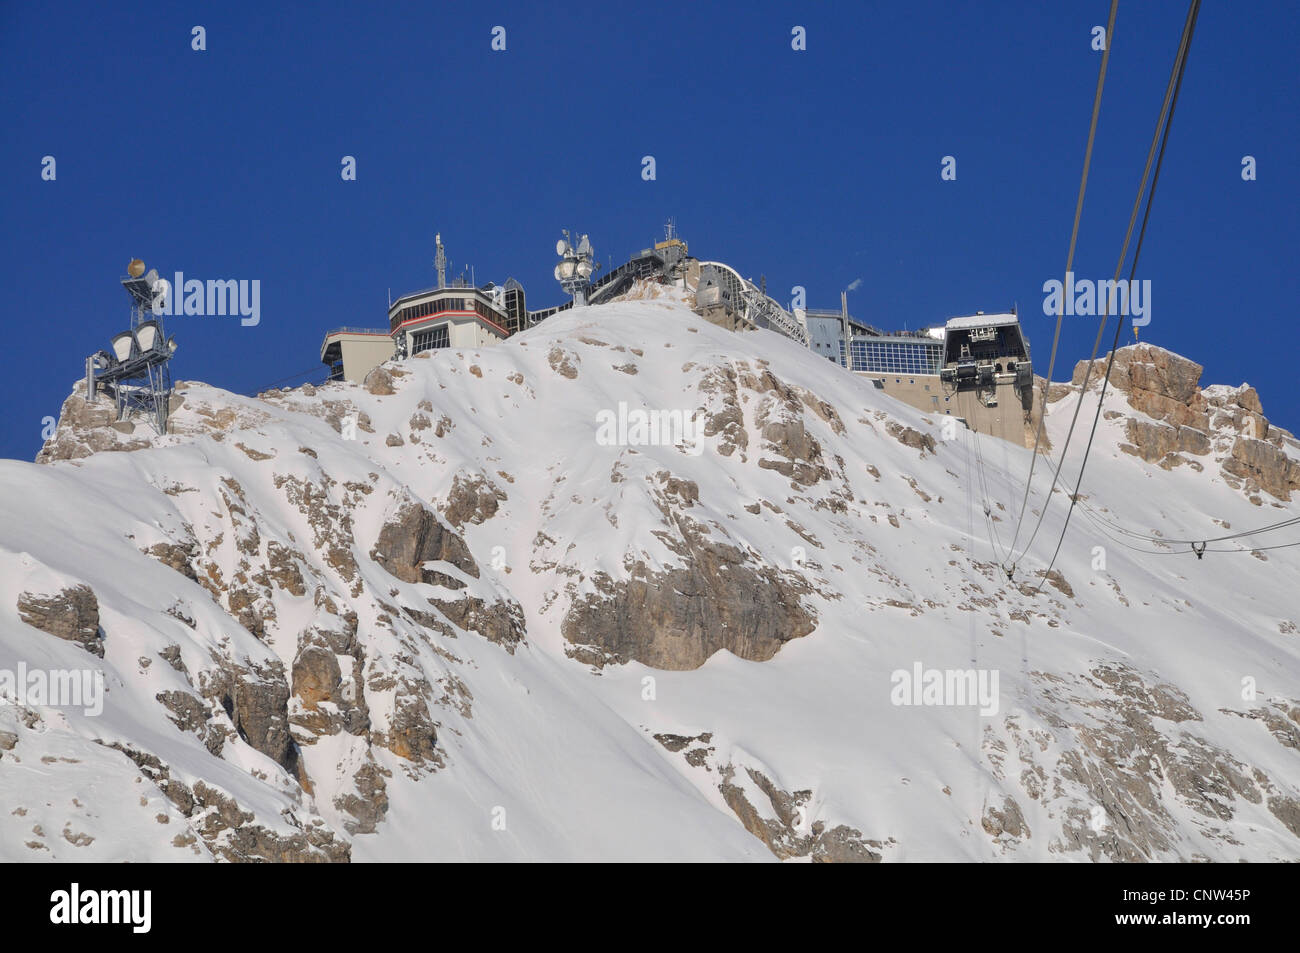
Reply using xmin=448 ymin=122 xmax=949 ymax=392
xmin=363 ymin=366 xmax=396 ymax=395
xmin=144 ymin=538 xmax=200 ymax=582
xmin=718 ymin=764 xmax=881 ymax=862
xmin=443 ymin=471 xmax=507 ymax=528
xmin=428 ymin=595 xmax=526 ymax=652
xmin=1076 ymin=345 xmax=1209 ymax=430
xmin=273 ymin=473 xmax=363 ymax=594
xmin=1074 ymin=345 xmax=1299 ymax=499
xmin=696 ymin=363 xmax=749 ymax=458
xmin=17 ymin=585 xmax=103 ymax=657
xmin=370 ymin=498 xmax=479 ymax=584
xmin=333 ymin=759 xmax=391 ymax=835
xmin=562 ymin=530 xmax=816 ymax=670
xmin=36 ymin=386 xmax=154 ymax=463
xmin=982 ymin=796 xmax=1030 ymax=842
xmin=102 ymin=742 xmax=349 ymax=862
xmin=155 ymin=690 xmax=219 ymax=749
xmin=748 ymin=366 xmax=834 ymax=486
xmin=990 ymin=663 xmax=1300 ymax=861
xmin=651 ymin=732 xmax=883 ymax=861
xmin=547 ymin=346 xmax=579 ymax=379
xmin=1119 ymin=418 xmax=1212 ymax=469
xmin=374 ymin=690 xmax=439 ymax=765
xmin=887 ymin=420 xmax=937 ymax=455
xmin=288 ymin=626 xmax=369 ymax=740
xmin=200 ymin=660 xmax=296 ymax=774
xmin=1223 ymin=436 xmax=1300 ymax=502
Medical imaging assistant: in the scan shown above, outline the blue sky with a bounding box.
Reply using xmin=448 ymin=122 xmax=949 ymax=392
xmin=1 ymin=0 xmax=1295 ymax=461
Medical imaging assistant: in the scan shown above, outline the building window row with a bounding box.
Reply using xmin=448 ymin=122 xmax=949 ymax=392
xmin=393 ymin=296 xmax=471 ymax=330
xmin=411 ymin=325 xmax=449 ymax=354
xmin=842 ymin=339 xmax=942 ymax=376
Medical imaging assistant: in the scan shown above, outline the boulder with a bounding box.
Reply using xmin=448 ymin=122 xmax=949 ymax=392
xmin=363 ymin=366 xmax=396 ymax=396
xmin=370 ymin=499 xmax=479 ymax=583
xmin=17 ymin=585 xmax=103 ymax=657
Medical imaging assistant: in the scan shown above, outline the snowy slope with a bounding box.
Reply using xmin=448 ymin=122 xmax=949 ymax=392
xmin=2 ymin=295 xmax=1297 ymax=861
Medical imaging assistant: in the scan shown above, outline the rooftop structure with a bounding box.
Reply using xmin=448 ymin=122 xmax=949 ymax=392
xmin=321 ymin=327 xmax=393 ymax=383
xmin=310 ymin=227 xmax=1040 ymax=447
xmin=319 ymin=233 xmax=553 ymax=382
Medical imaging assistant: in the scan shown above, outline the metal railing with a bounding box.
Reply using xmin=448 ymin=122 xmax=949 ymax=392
xmin=323 ymin=326 xmax=391 ymax=337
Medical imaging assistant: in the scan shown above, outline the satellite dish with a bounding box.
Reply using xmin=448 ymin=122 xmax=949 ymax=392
xmin=577 ymin=236 xmax=591 ymax=256
xmin=556 ymin=239 xmax=568 ymax=256
xmin=136 ymin=320 xmax=160 ymax=352
xmin=110 ymin=330 xmax=135 ymax=362
xmin=554 ymin=264 xmax=564 ymax=281
xmin=128 ymin=259 xmax=146 ymax=278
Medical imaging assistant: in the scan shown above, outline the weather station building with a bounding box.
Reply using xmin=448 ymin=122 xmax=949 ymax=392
xmin=321 ymin=234 xmax=520 ymax=383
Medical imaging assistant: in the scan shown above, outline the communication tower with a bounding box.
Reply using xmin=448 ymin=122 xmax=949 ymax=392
xmin=84 ymin=259 xmax=177 ymax=434
xmin=554 ymin=230 xmax=596 ymax=305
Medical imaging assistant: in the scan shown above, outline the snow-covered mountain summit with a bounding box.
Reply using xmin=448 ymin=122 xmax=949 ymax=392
xmin=3 ymin=297 xmax=1298 ymax=861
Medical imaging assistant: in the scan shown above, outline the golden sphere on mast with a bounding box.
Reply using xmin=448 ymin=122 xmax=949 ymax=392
xmin=127 ymin=259 xmax=146 ymax=278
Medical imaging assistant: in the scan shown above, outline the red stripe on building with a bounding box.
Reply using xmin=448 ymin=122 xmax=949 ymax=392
xmin=393 ymin=310 xmax=509 ymax=337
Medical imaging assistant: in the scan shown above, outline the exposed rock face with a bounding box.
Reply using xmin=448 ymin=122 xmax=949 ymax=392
xmin=292 ymin=644 xmax=342 ymax=708
xmin=983 ymin=663 xmax=1300 ymax=861
xmin=200 ymin=660 xmax=296 ymax=774
xmin=1120 ymin=418 xmax=1211 ymax=469
xmin=562 ymin=536 xmax=816 ymax=670
xmin=102 ymin=740 xmax=350 ymax=862
xmin=183 ymin=780 xmax=349 ymax=863
xmin=145 ymin=539 xmax=200 ymax=582
xmin=982 ymin=797 xmax=1030 ymax=841
xmin=17 ymin=585 xmax=103 ymax=657
xmin=334 ymin=759 xmax=391 ymax=834
xmin=155 ymin=690 xmax=219 ymax=751
xmin=288 ymin=624 xmax=370 ymax=741
xmin=1075 ymin=345 xmax=1212 ymax=468
xmin=1071 ymin=345 xmax=1299 ymax=499
xmin=1223 ymin=436 xmax=1300 ymax=502
xmin=428 ymin=596 xmax=526 ymax=652
xmin=370 ymin=497 xmax=480 ymax=584
xmin=697 ymin=363 xmax=749 ymax=457
xmin=547 ymin=346 xmax=579 ymax=379
xmin=748 ymin=366 xmax=835 ymax=486
xmin=1076 ymin=345 xmax=1209 ymax=429
xmin=443 ymin=471 xmax=507 ymax=528
xmin=363 ymin=366 xmax=396 ymax=395
xmin=650 ymin=732 xmax=883 ymax=861
xmin=887 ymin=421 xmax=937 ymax=455
xmin=375 ymin=692 xmax=439 ymax=765
xmin=36 ymin=387 xmax=153 ymax=463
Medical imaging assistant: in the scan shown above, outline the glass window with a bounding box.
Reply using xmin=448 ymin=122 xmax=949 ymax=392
xmin=411 ymin=325 xmax=449 ymax=354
